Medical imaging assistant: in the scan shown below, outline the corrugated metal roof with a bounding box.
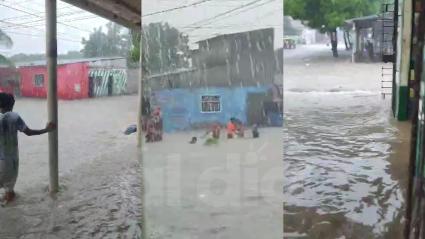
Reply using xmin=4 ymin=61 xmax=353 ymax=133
xmin=344 ymin=15 xmax=379 ymax=29
xmin=147 ymin=68 xmax=197 ymax=79
xmin=195 ymin=28 xmax=274 ymax=43
xmin=16 ymin=56 xmax=125 ymax=67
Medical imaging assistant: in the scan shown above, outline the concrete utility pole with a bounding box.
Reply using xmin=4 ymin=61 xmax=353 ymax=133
xmin=46 ymin=0 xmax=59 ymax=193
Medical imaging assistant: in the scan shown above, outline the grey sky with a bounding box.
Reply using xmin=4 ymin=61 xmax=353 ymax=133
xmin=0 ymin=0 xmax=283 ymax=55
xmin=0 ymin=0 xmax=108 ymax=56
xmin=143 ymin=0 xmax=283 ymax=49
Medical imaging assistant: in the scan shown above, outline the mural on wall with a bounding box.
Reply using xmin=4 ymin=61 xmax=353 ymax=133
xmin=88 ymin=69 xmax=127 ymax=97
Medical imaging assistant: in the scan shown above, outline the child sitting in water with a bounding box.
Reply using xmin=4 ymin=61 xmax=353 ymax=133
xmin=204 ymin=123 xmax=220 ymax=145
xmin=227 ymin=119 xmax=236 ymax=139
xmin=252 ymin=124 xmax=259 ymax=138
xmin=233 ymin=118 xmax=244 ymax=138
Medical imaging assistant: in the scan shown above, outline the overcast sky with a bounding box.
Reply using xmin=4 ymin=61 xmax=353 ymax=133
xmin=0 ymin=0 xmax=283 ymax=56
xmin=144 ymin=0 xmax=283 ymax=49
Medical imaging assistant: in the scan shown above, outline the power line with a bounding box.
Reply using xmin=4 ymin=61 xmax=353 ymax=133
xmin=0 ymin=19 xmax=84 ymax=39
xmin=1 ymin=12 xmax=96 ymax=31
xmin=180 ymin=0 xmax=283 ymax=30
xmin=182 ymin=0 xmax=275 ymax=33
xmin=210 ymin=0 xmax=278 ymax=23
xmin=182 ymin=25 xmax=282 ymax=29
xmin=143 ymin=0 xmax=213 ymax=17
xmin=0 ymin=3 xmax=92 ymax=33
xmin=0 ymin=9 xmax=85 ymax=21
xmin=0 ymin=5 xmax=76 ymax=21
xmin=4 ymin=30 xmax=81 ymax=43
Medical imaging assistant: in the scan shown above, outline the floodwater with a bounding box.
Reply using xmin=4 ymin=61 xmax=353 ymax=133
xmin=0 ymin=96 xmax=143 ymax=238
xmin=284 ymin=45 xmax=410 ymax=238
xmin=0 ymin=94 xmax=283 ymax=239
xmin=143 ymin=129 xmax=283 ymax=239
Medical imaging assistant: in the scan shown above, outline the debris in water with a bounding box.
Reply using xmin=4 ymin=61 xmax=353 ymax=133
xmin=189 ymin=137 xmax=197 ymax=144
xmin=124 ymin=125 xmax=137 ymax=135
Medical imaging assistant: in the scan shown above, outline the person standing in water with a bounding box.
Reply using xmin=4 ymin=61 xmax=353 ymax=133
xmin=0 ymin=93 xmax=56 ymax=204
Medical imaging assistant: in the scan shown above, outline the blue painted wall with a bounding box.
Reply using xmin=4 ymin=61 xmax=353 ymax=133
xmin=153 ymin=86 xmax=270 ymax=132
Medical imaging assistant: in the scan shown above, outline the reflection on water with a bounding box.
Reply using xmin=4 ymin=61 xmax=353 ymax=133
xmin=283 ymin=45 xmax=409 ymax=239
xmin=284 ymin=91 xmax=407 ymax=238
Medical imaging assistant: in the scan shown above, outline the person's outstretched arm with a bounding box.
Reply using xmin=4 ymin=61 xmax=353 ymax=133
xmin=23 ymin=122 xmax=56 ymax=136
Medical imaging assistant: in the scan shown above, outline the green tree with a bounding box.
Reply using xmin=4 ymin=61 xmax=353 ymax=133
xmin=284 ymin=0 xmax=380 ymax=57
xmin=82 ymin=22 xmax=133 ymax=58
xmin=81 ymin=27 xmax=110 ymax=57
xmin=81 ymin=22 xmax=144 ymax=70
xmin=0 ymin=29 xmax=13 ymax=66
xmin=81 ymin=22 xmax=190 ymax=75
xmin=127 ymin=29 xmax=149 ymax=72
xmin=284 ymin=16 xmax=302 ymax=36
xmin=142 ymin=22 xmax=190 ymax=75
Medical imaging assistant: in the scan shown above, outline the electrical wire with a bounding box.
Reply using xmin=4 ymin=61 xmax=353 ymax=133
xmin=0 ymin=5 xmax=76 ymax=21
xmin=181 ymin=0 xmax=277 ymax=33
xmin=1 ymin=12 xmax=97 ymax=31
xmin=4 ymin=30 xmax=81 ymax=43
xmin=0 ymin=3 xmax=92 ymax=33
xmin=143 ymin=0 xmax=213 ymax=17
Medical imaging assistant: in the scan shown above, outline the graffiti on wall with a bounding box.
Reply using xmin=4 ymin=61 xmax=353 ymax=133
xmin=88 ymin=69 xmax=127 ymax=97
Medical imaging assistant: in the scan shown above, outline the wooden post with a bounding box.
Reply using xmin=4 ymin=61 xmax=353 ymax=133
xmin=137 ymin=33 xmax=143 ymax=147
xmin=136 ymin=26 xmax=147 ymax=239
xmin=46 ymin=0 xmax=59 ymax=193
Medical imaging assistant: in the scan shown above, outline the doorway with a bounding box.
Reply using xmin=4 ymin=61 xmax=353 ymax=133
xmin=107 ymin=75 xmax=113 ymax=96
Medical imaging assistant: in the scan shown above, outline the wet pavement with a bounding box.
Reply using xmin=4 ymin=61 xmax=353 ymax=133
xmin=283 ymin=45 xmax=410 ymax=238
xmin=0 ymin=96 xmax=142 ymax=238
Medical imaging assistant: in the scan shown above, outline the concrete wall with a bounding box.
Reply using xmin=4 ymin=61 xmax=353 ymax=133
xmin=126 ymin=68 xmax=140 ymax=94
xmin=393 ymin=0 xmax=412 ymax=121
xmin=192 ymin=28 xmax=276 ymax=87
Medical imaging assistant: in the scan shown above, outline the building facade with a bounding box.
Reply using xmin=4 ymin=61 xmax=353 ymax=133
xmin=18 ymin=57 xmax=130 ymax=100
xmin=0 ymin=65 xmax=19 ymax=95
xmin=146 ymin=28 xmax=283 ymax=133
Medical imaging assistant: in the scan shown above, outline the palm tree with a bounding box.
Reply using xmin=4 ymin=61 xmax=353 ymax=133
xmin=0 ymin=29 xmax=13 ymax=66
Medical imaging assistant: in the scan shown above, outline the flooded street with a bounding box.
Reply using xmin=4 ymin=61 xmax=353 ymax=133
xmin=143 ymin=129 xmax=282 ymax=239
xmin=284 ymin=45 xmax=410 ymax=238
xmin=0 ymin=96 xmax=142 ymax=238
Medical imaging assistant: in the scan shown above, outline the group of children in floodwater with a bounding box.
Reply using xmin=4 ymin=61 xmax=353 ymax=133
xmin=190 ymin=117 xmax=259 ymax=145
xmin=139 ymin=97 xmax=259 ymax=145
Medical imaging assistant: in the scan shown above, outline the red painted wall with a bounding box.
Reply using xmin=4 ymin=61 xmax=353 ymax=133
xmin=19 ymin=62 xmax=89 ymax=100
xmin=0 ymin=67 xmax=18 ymax=94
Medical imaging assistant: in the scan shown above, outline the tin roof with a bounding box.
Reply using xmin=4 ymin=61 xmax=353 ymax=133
xmin=15 ymin=56 xmax=125 ymax=67
xmin=344 ymin=15 xmax=379 ymax=29
xmin=195 ymin=28 xmax=274 ymax=43
xmin=147 ymin=68 xmax=197 ymax=79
